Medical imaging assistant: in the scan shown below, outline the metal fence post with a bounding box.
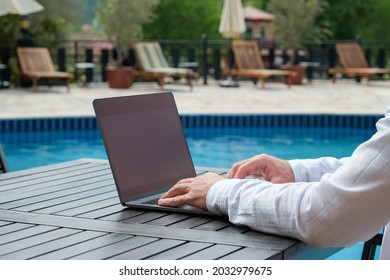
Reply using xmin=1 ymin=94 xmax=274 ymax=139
xmin=86 ymin=48 xmax=93 ymax=83
xmin=57 ymin=48 xmax=66 ymax=72
xmin=188 ymin=48 xmax=196 ymax=63
xmin=201 ymin=34 xmax=208 ymax=85
xmin=213 ymin=48 xmax=221 ymax=80
xmin=73 ymin=41 xmax=79 ymax=78
xmin=172 ymin=47 xmax=180 ymax=68
xmin=268 ymin=47 xmax=275 ymax=69
xmin=377 ymin=48 xmax=386 ymax=68
xmin=0 ymin=47 xmax=10 ymax=88
xmin=101 ymin=49 xmax=109 ymax=82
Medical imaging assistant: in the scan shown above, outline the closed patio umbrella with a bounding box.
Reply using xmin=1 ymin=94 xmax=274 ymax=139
xmin=219 ymin=0 xmax=246 ymax=38
xmin=219 ymin=0 xmax=246 ymax=87
xmin=0 ymin=0 xmax=44 ymax=16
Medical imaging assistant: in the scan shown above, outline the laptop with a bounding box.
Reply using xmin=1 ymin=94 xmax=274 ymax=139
xmin=93 ymin=92 xmax=223 ymax=215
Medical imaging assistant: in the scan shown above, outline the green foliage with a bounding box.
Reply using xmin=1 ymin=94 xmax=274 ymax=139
xmin=243 ymin=0 xmax=270 ymax=9
xmin=30 ymin=0 xmax=83 ymax=32
xmin=362 ymin=0 xmax=390 ymax=40
xmin=30 ymin=17 xmax=67 ymax=47
xmin=0 ymin=15 xmax=19 ymax=47
xmin=268 ymin=0 xmax=328 ymax=50
xmin=0 ymin=0 xmax=82 ymax=47
xmin=142 ymin=0 xmax=223 ymax=40
xmin=96 ymin=0 xmax=159 ymax=65
xmin=3 ymin=0 xmax=390 ymax=52
xmin=322 ymin=0 xmax=390 ymax=40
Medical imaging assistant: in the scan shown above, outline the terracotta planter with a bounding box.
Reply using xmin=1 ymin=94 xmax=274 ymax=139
xmin=281 ymin=65 xmax=306 ymax=85
xmin=106 ymin=67 xmax=134 ymax=89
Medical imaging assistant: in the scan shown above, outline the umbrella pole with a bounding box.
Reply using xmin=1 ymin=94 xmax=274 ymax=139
xmin=219 ymin=38 xmax=239 ymax=87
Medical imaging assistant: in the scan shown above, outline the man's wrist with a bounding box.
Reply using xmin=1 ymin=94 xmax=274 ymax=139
xmin=206 ymin=179 xmax=240 ymax=214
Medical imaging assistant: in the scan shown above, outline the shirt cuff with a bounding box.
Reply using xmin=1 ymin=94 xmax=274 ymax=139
xmin=288 ymin=159 xmax=307 ymax=182
xmin=206 ymin=179 xmax=241 ymax=214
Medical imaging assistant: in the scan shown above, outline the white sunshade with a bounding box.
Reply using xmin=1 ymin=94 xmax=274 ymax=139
xmin=219 ymin=0 xmax=246 ymax=38
xmin=0 ymin=0 xmax=44 ymax=16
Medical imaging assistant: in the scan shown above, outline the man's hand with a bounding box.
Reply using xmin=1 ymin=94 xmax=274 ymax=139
xmin=227 ymin=154 xmax=295 ymax=183
xmin=158 ymin=172 xmax=224 ymax=210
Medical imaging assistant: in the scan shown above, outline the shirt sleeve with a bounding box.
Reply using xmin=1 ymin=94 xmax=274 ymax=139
xmin=289 ymin=157 xmax=348 ymax=182
xmin=206 ymin=108 xmax=390 ymax=247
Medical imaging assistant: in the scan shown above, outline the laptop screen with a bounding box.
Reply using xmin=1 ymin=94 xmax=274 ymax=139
xmin=93 ymin=92 xmax=196 ymax=203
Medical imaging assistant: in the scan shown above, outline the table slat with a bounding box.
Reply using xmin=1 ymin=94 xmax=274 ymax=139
xmin=70 ymin=236 xmax=158 ymax=260
xmin=32 ymin=233 xmax=131 ymax=260
xmin=0 ymin=228 xmax=81 ymax=259
xmin=146 ymin=242 xmax=212 ymax=260
xmin=0 ymin=161 xmax=108 ymax=189
xmin=0 ymin=172 xmax=113 ymax=204
xmin=0 ymin=222 xmax=34 ymax=235
xmin=0 ymin=210 xmax=298 ymax=251
xmin=109 ymin=239 xmax=187 ymax=260
xmin=0 ymin=224 xmax=57 ymax=246
xmin=219 ymin=247 xmax=283 ymax=260
xmin=4 ymin=183 xmax=115 ymax=210
xmin=181 ymin=244 xmax=242 ymax=260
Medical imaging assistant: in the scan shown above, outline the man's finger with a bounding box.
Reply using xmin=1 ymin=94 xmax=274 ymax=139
xmin=158 ymin=194 xmax=188 ymax=207
xmin=232 ymin=162 xmax=253 ymax=179
xmin=227 ymin=159 xmax=247 ymax=178
xmin=159 ymin=185 xmax=190 ymax=199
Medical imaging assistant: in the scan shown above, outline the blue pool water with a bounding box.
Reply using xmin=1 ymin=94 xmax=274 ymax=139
xmin=0 ymin=124 xmax=379 ymax=260
xmin=186 ymin=126 xmax=373 ymax=168
xmin=2 ymin=126 xmax=375 ymax=172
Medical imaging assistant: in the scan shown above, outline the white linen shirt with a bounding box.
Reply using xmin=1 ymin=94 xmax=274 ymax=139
xmin=206 ymin=106 xmax=390 ymax=259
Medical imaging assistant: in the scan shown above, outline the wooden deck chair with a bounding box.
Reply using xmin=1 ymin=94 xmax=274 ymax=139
xmin=0 ymin=143 xmax=9 ymax=174
xmin=328 ymin=42 xmax=390 ymax=85
xmin=17 ymin=47 xmax=74 ymax=92
xmin=132 ymin=42 xmax=197 ymax=90
xmin=229 ymin=41 xmax=295 ymax=88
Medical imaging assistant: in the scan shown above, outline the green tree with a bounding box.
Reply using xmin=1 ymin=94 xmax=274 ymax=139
xmin=0 ymin=0 xmax=82 ymax=47
xmin=30 ymin=0 xmax=83 ymax=33
xmin=0 ymin=15 xmax=19 ymax=47
xmin=142 ymin=0 xmax=222 ymax=40
xmin=11 ymin=0 xmax=83 ymax=46
xmin=268 ymin=0 xmax=328 ymax=50
xmin=361 ymin=0 xmax=390 ymax=40
xmin=243 ymin=0 xmax=271 ymax=9
xmin=322 ymin=0 xmax=390 ymax=40
xmin=32 ymin=17 xmax=67 ymax=47
xmin=96 ymin=0 xmax=159 ymax=65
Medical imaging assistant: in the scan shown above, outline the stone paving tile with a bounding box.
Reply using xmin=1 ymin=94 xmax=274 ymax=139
xmin=1 ymin=79 xmax=390 ymax=119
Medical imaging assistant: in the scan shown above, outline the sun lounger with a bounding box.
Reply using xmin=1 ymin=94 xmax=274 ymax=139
xmin=328 ymin=42 xmax=390 ymax=85
xmin=132 ymin=42 xmax=197 ymax=90
xmin=16 ymin=47 xmax=74 ymax=92
xmin=229 ymin=41 xmax=295 ymax=88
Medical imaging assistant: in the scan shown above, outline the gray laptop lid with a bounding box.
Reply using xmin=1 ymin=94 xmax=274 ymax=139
xmin=93 ymin=92 xmax=196 ymax=205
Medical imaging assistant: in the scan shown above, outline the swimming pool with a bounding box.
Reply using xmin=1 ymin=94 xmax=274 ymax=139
xmin=0 ymin=114 xmax=380 ymax=171
xmin=0 ymin=125 xmax=376 ymax=172
xmin=0 ymin=114 xmax=382 ymax=260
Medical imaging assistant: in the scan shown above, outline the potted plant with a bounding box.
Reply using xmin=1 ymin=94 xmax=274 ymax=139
xmin=267 ymin=0 xmax=328 ymax=84
xmin=96 ymin=0 xmax=159 ymax=88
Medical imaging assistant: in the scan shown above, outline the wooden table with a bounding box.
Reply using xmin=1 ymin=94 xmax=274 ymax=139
xmin=0 ymin=159 xmax=340 ymax=260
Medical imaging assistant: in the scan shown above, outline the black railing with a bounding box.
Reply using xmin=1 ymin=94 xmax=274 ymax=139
xmin=1 ymin=38 xmax=390 ymax=88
